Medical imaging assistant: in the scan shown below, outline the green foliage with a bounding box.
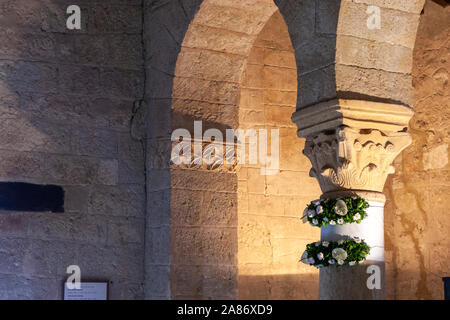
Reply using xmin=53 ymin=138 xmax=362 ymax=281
xmin=303 ymin=197 xmax=369 ymax=227
xmin=300 ymin=239 xmax=371 ymax=268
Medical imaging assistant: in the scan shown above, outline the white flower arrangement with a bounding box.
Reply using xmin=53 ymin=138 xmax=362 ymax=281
xmin=302 ymin=197 xmax=369 ymax=227
xmin=300 ymin=238 xmax=370 ymax=268
xmin=334 ymin=200 xmax=348 ymax=216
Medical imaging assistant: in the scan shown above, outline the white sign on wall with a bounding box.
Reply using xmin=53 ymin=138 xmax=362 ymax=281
xmin=63 ymin=282 xmax=109 ymax=300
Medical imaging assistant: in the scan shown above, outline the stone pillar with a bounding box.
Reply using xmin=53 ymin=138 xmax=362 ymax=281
xmin=292 ymin=99 xmax=413 ymax=300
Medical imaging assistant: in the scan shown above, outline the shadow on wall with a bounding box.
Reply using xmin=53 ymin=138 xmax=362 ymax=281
xmin=0 ymin=0 xmax=146 ymax=299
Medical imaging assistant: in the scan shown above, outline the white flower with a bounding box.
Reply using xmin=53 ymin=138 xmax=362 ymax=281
xmin=332 ymin=248 xmax=348 ymax=261
xmin=338 ymin=259 xmax=345 ymax=265
xmin=322 ymin=241 xmax=329 ymax=247
xmin=354 ymin=237 xmax=362 ymax=243
xmin=307 ymin=257 xmax=315 ymax=265
xmin=307 ymin=210 xmax=316 ymax=218
xmin=302 ymin=208 xmax=309 ymax=223
xmin=300 ymin=251 xmax=309 ymax=264
xmin=315 ymin=242 xmax=321 ymax=247
xmin=334 ymin=199 xmax=348 ymax=216
xmin=353 ymin=213 xmax=361 ymax=221
xmin=317 ymin=252 xmax=324 ymax=261
xmin=328 ymin=259 xmax=335 ymax=265
xmin=323 ymin=217 xmax=328 ymax=222
xmin=329 ymin=220 xmax=336 ymax=225
xmin=349 ymin=261 xmax=356 ymax=266
xmin=312 ymin=200 xmax=320 ymax=206
xmin=337 ymin=218 xmax=344 ymax=225
xmin=312 ymin=219 xmax=318 ymax=225
xmin=316 ymin=205 xmax=323 ymax=214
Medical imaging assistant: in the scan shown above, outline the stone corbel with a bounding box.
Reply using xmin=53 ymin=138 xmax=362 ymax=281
xmin=292 ymin=99 xmax=414 ymax=201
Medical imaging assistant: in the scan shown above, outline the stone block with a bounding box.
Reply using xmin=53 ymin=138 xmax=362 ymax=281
xmin=247 ymin=46 xmax=265 ymax=65
xmin=0 ymin=30 xmax=56 ymax=61
xmin=0 ymin=274 xmax=59 ymax=300
xmin=338 ymin=1 xmax=421 ymax=49
xmin=96 ymin=159 xmax=119 ymax=186
xmin=298 ymin=64 xmax=337 ymax=108
xmin=0 ymin=60 xmax=58 ymax=93
xmin=246 ymin=168 xmax=266 ymax=194
xmin=0 ymin=118 xmax=71 ymax=154
xmin=173 ymin=76 xmax=240 ymax=105
xmin=171 ymin=169 xmax=238 ymax=192
xmin=176 ymin=48 xmax=245 ymax=83
xmin=72 ymin=127 xmax=119 ymax=158
xmin=108 ymin=280 xmax=144 ymax=300
xmin=264 ymin=105 xmax=296 ymax=128
xmin=183 ymin=24 xmax=255 ymax=56
xmin=171 ymin=226 xmax=237 ymax=265
xmin=147 ymin=189 xmax=171 ymax=226
xmin=22 ymin=239 xmax=79 ymax=278
xmin=263 ymin=66 xmax=297 ymax=91
xmin=336 ymin=35 xmax=413 ymax=74
xmin=170 ymin=189 xmax=201 ymax=226
xmin=194 ymin=4 xmax=272 ymax=35
xmin=171 ymin=98 xmax=238 ymax=130
xmin=352 ymin=0 xmax=425 ymax=14
xmin=0 ymin=213 xmax=29 ymax=236
xmin=247 ymin=194 xmax=284 ymax=216
xmin=0 ymin=238 xmax=28 ymax=274
xmin=293 ymin=36 xmax=337 ymax=74
xmin=87 ymin=5 xmax=142 ymax=34
xmin=240 ymin=88 xmax=264 ymax=109
xmin=99 ymin=68 xmax=144 ymax=100
xmin=147 ymin=226 xmax=171 ymax=265
xmin=265 ymin=170 xmax=321 ymax=196
xmin=241 ymin=64 xmax=264 ymax=89
xmin=264 ymin=89 xmax=297 ymax=106
xmin=264 ymin=48 xmax=296 ymax=68
xmin=335 ymin=64 xmax=413 ymax=105
xmin=201 ymin=191 xmax=237 ymax=227
xmin=107 ymin=217 xmax=145 ymax=246
xmin=64 ymin=185 xmax=89 ymax=213
xmin=315 ymin=0 xmax=341 ymax=35
xmin=88 ymin=184 xmax=145 ymax=218
xmin=238 ymin=215 xmax=272 ymax=264
xmin=145 ymin=265 xmax=170 ymax=299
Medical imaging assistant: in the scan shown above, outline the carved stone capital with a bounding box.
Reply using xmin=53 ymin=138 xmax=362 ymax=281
xmin=292 ymin=99 xmax=414 ymax=199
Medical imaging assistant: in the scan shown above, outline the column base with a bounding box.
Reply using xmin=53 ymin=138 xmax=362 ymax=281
xmin=319 ymin=260 xmax=386 ymax=300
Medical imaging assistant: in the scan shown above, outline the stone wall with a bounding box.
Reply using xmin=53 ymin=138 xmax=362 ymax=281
xmin=0 ymin=0 xmax=146 ymax=299
xmin=384 ymin=0 xmax=450 ymax=300
xmin=237 ymin=11 xmax=321 ymax=299
xmin=0 ymin=0 xmax=447 ymax=301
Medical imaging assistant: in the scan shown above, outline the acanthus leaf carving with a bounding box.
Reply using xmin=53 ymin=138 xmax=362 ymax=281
xmin=303 ymin=127 xmax=412 ymax=194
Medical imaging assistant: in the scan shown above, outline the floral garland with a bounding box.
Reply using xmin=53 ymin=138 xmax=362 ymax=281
xmin=302 ymin=197 xmax=369 ymax=227
xmin=300 ymin=238 xmax=370 ymax=268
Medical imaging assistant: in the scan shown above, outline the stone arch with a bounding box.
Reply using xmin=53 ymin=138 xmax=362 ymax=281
xmin=145 ymin=0 xmax=428 ymax=299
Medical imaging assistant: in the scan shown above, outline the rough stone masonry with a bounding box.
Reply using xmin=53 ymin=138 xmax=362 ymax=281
xmin=0 ymin=0 xmax=448 ymax=300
